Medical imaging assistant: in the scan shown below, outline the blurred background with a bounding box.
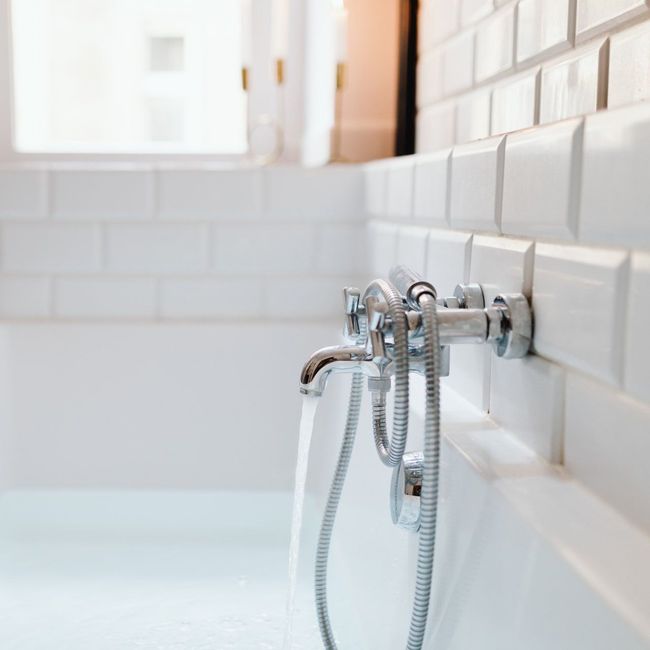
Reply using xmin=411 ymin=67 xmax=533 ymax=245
xmin=3 ymin=0 xmax=403 ymax=164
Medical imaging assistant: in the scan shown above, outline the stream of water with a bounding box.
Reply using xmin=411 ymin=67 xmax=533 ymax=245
xmin=282 ymin=394 xmax=320 ymax=649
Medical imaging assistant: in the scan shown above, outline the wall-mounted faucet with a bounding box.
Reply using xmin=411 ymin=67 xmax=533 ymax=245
xmin=300 ymin=265 xmax=533 ymax=650
xmin=299 ymin=265 xmax=532 ymax=397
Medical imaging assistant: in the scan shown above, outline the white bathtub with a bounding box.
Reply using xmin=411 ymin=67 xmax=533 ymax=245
xmin=0 ymin=322 xmax=649 ymax=649
xmin=308 ymin=378 xmax=650 ymax=649
xmin=0 ymin=322 xmax=331 ymax=649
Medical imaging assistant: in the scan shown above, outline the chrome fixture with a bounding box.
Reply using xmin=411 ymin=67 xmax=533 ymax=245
xmin=300 ymin=265 xmax=533 ymax=650
xmin=390 ymin=451 xmax=423 ymax=532
xmin=299 ymin=268 xmax=532 ymax=397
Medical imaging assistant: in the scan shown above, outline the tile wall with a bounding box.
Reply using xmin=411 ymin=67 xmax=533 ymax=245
xmin=373 ymin=0 xmax=650 ymax=537
xmin=0 ymin=165 xmax=366 ymax=321
xmin=417 ymin=0 xmax=650 ymax=150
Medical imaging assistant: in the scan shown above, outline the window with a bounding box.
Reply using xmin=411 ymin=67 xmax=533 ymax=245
xmin=9 ymin=0 xmax=247 ymax=154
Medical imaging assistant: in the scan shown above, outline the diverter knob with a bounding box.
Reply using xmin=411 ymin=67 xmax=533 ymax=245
xmin=390 ymin=451 xmax=424 ymax=532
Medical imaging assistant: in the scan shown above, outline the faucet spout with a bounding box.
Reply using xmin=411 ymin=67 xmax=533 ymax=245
xmin=299 ymin=345 xmax=380 ymax=397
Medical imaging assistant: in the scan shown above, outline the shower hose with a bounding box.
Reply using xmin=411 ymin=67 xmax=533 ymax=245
xmin=314 ymin=282 xmax=441 ymax=650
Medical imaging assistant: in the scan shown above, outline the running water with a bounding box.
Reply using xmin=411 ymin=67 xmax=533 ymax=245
xmin=282 ymin=394 xmax=320 ymax=649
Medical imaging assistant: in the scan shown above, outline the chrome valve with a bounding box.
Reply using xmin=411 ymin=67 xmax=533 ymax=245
xmin=299 ymin=267 xmax=532 ymax=396
xmin=343 ymin=286 xmax=363 ymax=339
xmin=390 ymin=452 xmax=423 ymax=532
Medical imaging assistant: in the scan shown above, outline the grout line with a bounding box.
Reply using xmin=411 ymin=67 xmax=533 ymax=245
xmin=615 ymin=253 xmax=632 ymax=388
xmin=599 ymin=38 xmax=611 ymax=110
xmin=494 ymin=135 xmax=506 ymax=233
xmin=569 ymin=118 xmax=586 ymax=241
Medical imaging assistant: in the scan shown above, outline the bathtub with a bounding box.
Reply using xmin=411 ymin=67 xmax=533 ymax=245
xmin=1 ymin=322 xmax=649 ymax=649
xmin=0 ymin=322 xmax=331 ymax=649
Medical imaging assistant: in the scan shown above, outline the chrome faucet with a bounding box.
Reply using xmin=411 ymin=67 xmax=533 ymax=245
xmin=299 ymin=344 xmax=381 ymax=396
xmin=304 ymin=267 xmax=534 ymax=650
xmin=299 ymin=266 xmax=532 ymax=396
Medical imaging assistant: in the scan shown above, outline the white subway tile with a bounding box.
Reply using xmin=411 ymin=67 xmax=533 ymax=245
xmin=517 ymin=0 xmax=575 ymax=64
xmin=491 ymin=355 xmax=565 ymax=462
xmin=317 ymin=224 xmax=367 ymax=275
xmin=449 ymin=136 xmax=505 ymax=232
xmin=1 ymin=223 xmax=101 ymax=272
xmin=580 ymin=102 xmax=650 ymax=248
xmin=624 ymin=252 xmax=650 ymax=404
xmin=502 ymin=117 xmax=583 ymax=240
xmin=106 ymin=224 xmax=208 ymax=273
xmin=470 ymin=234 xmax=535 ymax=303
xmin=160 ymin=277 xmax=264 ymax=319
xmin=565 ymin=372 xmax=650 ymax=534
xmin=386 ymin=157 xmax=415 ymax=220
xmin=447 ymin=233 xmax=534 ymax=413
xmin=364 ymin=160 xmax=389 ymax=218
xmin=417 ymin=49 xmax=443 ymax=108
xmin=413 ymin=150 xmax=451 ymax=227
xmin=456 ymin=90 xmax=491 ymax=144
xmin=424 ymin=229 xmax=472 ymax=297
xmin=213 ymin=224 xmax=316 ymax=275
xmin=420 ymin=0 xmax=461 ymax=51
xmin=0 ymin=169 xmax=48 ymax=218
xmin=445 ymin=345 xmax=491 ymax=411
xmin=532 ymin=243 xmax=629 ymax=384
xmin=416 ymin=101 xmax=456 ymax=153
xmin=539 ymin=39 xmax=609 ymax=124
xmin=267 ymin=166 xmax=364 ymax=221
xmin=264 ymin=277 xmax=352 ymax=319
xmin=157 ymin=169 xmax=263 ymax=219
xmin=0 ymin=277 xmax=50 ymax=318
xmin=442 ymin=31 xmax=475 ymax=96
xmin=55 ymin=277 xmax=156 ymax=319
xmin=396 ymin=225 xmax=429 ymax=276
xmin=609 ymin=21 xmax=650 ymax=108
xmin=491 ymin=68 xmax=540 ymax=135
xmin=576 ymin=0 xmax=648 ymax=42
xmin=475 ymin=3 xmax=516 ymax=82
xmin=368 ymin=221 xmax=398 ymax=277
xmin=461 ymin=0 xmax=493 ymax=26
xmin=51 ymin=169 xmax=152 ymax=219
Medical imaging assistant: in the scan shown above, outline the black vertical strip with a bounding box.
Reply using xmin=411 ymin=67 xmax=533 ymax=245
xmin=395 ymin=0 xmax=417 ymax=156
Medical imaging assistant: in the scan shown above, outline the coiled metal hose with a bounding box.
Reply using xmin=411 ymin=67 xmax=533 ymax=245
xmin=314 ymin=288 xmax=441 ymax=650
xmin=406 ymin=292 xmax=441 ymax=649
xmin=364 ymin=279 xmax=410 ymax=468
xmin=314 ymin=321 xmax=367 ymax=649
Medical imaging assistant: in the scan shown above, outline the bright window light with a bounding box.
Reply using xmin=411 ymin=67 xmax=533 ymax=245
xmin=10 ymin=0 xmax=247 ymax=154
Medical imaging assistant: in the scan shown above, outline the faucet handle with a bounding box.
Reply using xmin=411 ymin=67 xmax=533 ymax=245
xmin=343 ymin=286 xmax=361 ymax=313
xmin=366 ymin=296 xmax=389 ymax=360
xmin=343 ymin=286 xmax=363 ymax=339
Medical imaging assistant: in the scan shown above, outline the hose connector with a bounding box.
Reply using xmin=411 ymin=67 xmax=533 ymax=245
xmin=389 ymin=265 xmax=437 ymax=309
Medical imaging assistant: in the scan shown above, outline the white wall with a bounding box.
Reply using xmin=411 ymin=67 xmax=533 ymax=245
xmin=0 ymin=164 xmax=366 ymax=320
xmin=0 ymin=322 xmax=336 ymax=491
xmin=0 ymin=163 xmax=367 ymax=491
xmin=366 ymin=0 xmax=650 ymax=542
